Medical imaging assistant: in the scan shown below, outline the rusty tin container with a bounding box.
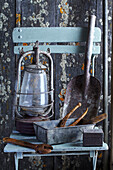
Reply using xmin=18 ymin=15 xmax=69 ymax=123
xmin=33 ymin=119 xmax=94 ymax=144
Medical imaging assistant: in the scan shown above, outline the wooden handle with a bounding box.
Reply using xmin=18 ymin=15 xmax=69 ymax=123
xmin=58 ymin=103 xmax=81 ymax=127
xmin=90 ymin=113 xmax=107 ymax=124
xmin=81 ymin=113 xmax=107 ymax=125
xmin=68 ymin=108 xmax=88 ymax=127
xmin=84 ymin=15 xmax=96 ymax=99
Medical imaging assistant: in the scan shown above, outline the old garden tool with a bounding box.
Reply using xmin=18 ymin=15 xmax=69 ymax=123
xmin=63 ymin=15 xmax=101 ymax=121
xmin=3 ymin=137 xmax=53 ymax=154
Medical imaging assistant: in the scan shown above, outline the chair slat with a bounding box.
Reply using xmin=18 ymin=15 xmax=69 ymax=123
xmin=13 ymin=27 xmax=101 ymax=43
xmin=14 ymin=45 xmax=100 ymax=54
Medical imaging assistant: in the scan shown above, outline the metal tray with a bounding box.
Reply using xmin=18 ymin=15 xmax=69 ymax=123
xmin=33 ymin=119 xmax=95 ymax=144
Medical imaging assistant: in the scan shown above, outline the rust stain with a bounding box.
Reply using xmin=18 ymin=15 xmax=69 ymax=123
xmin=43 ymin=164 xmax=46 ymax=167
xmin=23 ymin=43 xmax=28 ymax=46
xmin=61 ymin=89 xmax=66 ymax=95
xmin=16 ymin=14 xmax=21 ymax=24
xmin=98 ymin=153 xmax=102 ymax=158
xmin=21 ymin=66 xmax=24 ymax=70
xmin=43 ymin=61 xmax=47 ymax=65
xmin=81 ymin=63 xmax=84 ymax=70
xmin=60 ymin=5 xmax=67 ymax=14
xmin=30 ymin=56 xmax=33 ymax=63
xmin=90 ymin=69 xmax=93 ymax=74
xmin=60 ymin=7 xmax=64 ymax=14
xmin=59 ymin=89 xmax=66 ymax=101
xmin=60 ymin=97 xmax=64 ymax=101
xmin=75 ymin=42 xmax=80 ymax=46
xmin=25 ymin=57 xmax=27 ymax=60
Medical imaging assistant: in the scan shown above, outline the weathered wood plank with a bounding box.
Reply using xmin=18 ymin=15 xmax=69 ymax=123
xmin=0 ymin=0 xmax=16 ymax=170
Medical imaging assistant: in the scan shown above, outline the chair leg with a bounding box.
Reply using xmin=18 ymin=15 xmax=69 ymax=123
xmin=14 ymin=152 xmax=23 ymax=170
xmin=90 ymin=151 xmax=98 ymax=170
xmin=14 ymin=153 xmax=18 ymax=170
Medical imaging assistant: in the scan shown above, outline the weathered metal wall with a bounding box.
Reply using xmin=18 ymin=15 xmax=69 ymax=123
xmin=0 ymin=0 xmax=112 ymax=169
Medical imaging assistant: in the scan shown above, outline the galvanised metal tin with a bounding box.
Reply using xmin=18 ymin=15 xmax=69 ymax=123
xmin=33 ymin=119 xmax=94 ymax=144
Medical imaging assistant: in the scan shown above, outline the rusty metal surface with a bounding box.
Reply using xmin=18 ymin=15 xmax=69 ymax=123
xmin=63 ymin=75 xmax=101 ymax=120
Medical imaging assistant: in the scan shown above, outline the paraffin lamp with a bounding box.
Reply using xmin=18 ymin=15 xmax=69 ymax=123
xmin=15 ymin=41 xmax=54 ymax=134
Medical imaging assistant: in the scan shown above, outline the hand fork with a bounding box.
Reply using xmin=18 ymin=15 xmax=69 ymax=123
xmin=2 ymin=137 xmax=53 ymax=154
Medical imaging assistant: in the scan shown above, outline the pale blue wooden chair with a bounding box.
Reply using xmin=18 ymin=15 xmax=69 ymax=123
xmin=13 ymin=27 xmax=101 ymax=118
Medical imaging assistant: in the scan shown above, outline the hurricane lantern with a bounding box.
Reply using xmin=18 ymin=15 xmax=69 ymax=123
xmin=15 ymin=41 xmax=54 ymax=120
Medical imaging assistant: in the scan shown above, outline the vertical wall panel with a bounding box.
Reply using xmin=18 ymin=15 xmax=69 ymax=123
xmin=0 ymin=0 xmax=15 ymax=170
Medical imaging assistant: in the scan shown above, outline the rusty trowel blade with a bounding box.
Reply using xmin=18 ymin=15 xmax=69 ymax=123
xmin=63 ymin=75 xmax=101 ymax=120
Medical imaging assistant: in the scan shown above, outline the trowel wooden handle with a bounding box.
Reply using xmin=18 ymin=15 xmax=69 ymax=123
xmin=89 ymin=113 xmax=107 ymax=124
xmin=82 ymin=113 xmax=107 ymax=125
xmin=58 ymin=103 xmax=81 ymax=127
xmin=68 ymin=108 xmax=88 ymax=127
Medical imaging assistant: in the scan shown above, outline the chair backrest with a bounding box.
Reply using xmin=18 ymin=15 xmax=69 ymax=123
xmin=13 ymin=27 xmax=101 ymax=55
